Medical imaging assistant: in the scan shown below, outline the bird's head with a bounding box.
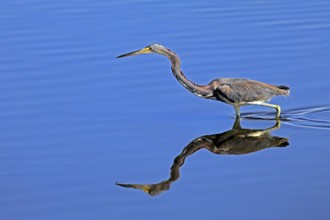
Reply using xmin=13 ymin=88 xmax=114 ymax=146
xmin=116 ymin=43 xmax=167 ymax=58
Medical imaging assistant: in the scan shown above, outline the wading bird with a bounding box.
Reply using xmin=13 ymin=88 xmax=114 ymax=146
xmin=117 ymin=44 xmax=290 ymax=118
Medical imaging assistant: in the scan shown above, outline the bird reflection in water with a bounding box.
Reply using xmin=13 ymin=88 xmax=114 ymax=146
xmin=116 ymin=119 xmax=289 ymax=196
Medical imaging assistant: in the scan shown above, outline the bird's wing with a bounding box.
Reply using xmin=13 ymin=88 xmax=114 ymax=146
xmin=215 ymin=79 xmax=277 ymax=104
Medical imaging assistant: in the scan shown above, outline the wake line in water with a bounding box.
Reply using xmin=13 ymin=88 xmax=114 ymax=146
xmin=240 ymin=105 xmax=330 ymax=129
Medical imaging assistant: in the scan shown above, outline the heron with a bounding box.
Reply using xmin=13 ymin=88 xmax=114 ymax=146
xmin=117 ymin=44 xmax=290 ymax=118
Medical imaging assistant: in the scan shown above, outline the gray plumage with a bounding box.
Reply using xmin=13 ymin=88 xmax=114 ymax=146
xmin=208 ymin=78 xmax=289 ymax=104
xmin=117 ymin=44 xmax=290 ymax=118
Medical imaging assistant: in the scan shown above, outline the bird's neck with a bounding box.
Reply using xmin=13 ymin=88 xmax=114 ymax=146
xmin=163 ymin=50 xmax=211 ymax=98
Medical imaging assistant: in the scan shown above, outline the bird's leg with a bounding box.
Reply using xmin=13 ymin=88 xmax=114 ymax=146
xmin=260 ymin=119 xmax=282 ymax=134
xmin=254 ymin=103 xmax=281 ymax=118
xmin=232 ymin=117 xmax=242 ymax=130
xmin=234 ymin=105 xmax=241 ymax=118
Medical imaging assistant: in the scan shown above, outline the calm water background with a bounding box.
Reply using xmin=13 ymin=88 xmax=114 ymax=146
xmin=1 ymin=1 xmax=330 ymax=220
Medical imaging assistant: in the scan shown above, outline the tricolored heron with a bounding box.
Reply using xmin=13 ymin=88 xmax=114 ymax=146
xmin=117 ymin=44 xmax=290 ymax=118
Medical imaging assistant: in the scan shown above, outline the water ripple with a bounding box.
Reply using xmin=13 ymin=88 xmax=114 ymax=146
xmin=241 ymin=105 xmax=330 ymax=129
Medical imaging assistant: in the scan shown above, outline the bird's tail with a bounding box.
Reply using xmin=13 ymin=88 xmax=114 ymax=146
xmin=277 ymin=85 xmax=290 ymax=95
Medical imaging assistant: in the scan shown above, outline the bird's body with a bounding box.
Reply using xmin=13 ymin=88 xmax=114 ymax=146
xmin=117 ymin=44 xmax=290 ymax=118
xmin=207 ymin=78 xmax=289 ymax=105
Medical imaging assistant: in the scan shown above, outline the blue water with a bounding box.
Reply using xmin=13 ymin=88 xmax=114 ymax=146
xmin=1 ymin=1 xmax=330 ymax=220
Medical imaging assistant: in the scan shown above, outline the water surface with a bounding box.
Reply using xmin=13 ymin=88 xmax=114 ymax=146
xmin=1 ymin=1 xmax=330 ymax=220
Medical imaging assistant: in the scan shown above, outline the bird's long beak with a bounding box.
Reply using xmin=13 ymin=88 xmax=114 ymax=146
xmin=116 ymin=47 xmax=152 ymax=58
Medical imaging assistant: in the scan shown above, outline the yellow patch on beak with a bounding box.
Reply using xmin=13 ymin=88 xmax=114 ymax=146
xmin=117 ymin=47 xmax=152 ymax=58
xmin=142 ymin=186 xmax=151 ymax=193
